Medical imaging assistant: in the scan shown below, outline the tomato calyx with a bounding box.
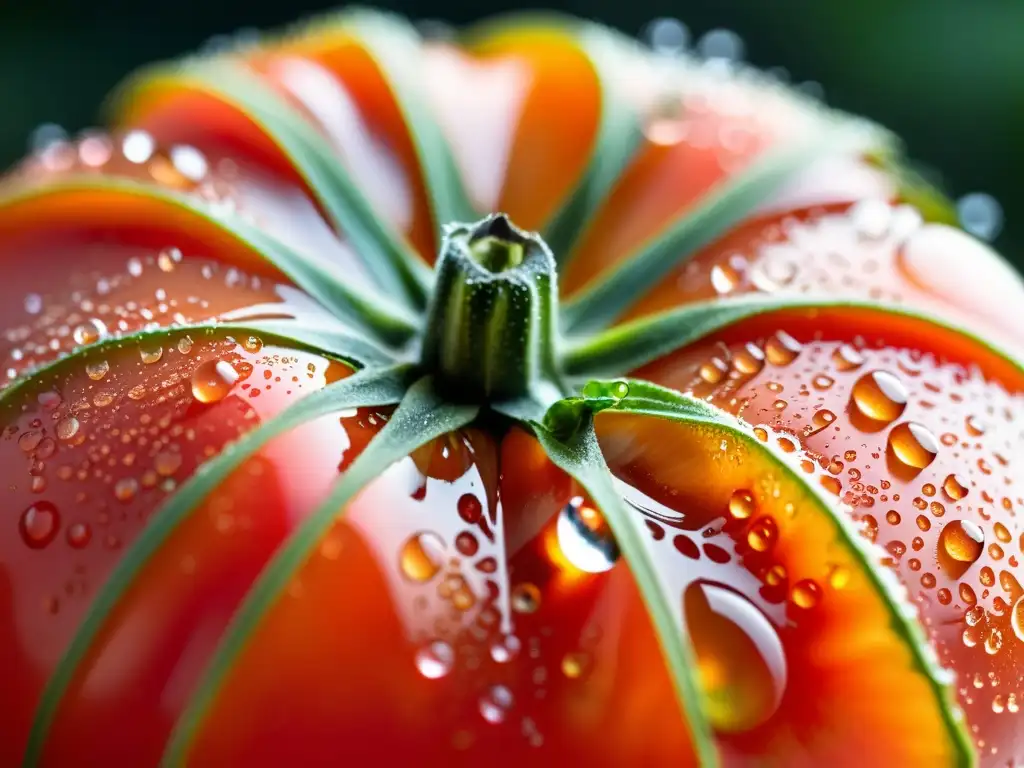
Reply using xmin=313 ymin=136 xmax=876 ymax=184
xmin=421 ymin=213 xmax=564 ymax=403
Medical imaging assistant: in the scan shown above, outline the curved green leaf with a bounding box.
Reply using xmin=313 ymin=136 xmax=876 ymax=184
xmin=553 ymin=378 xmax=974 ymax=765
xmin=562 ymin=293 xmax=1024 ymax=378
xmin=0 ymin=317 xmax=397 ymax=421
xmin=22 ymin=364 xmax=415 ymax=767
xmin=110 ymin=59 xmax=433 ymax=308
xmin=560 ymin=122 xmax=896 ymax=334
xmin=334 ymin=8 xmax=479 ymax=229
xmin=533 ymin=403 xmax=720 ymax=768
xmin=162 ymin=377 xmax=478 ymax=766
xmin=0 ymin=178 xmax=419 ymax=346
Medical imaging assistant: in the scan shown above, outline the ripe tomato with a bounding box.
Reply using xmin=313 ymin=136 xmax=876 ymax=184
xmin=0 ymin=10 xmax=1021 ymax=768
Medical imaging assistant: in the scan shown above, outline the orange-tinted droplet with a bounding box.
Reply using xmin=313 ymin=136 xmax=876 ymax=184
xmin=191 ymin=359 xmax=240 ymax=403
xmin=729 ymin=490 xmax=755 ymax=520
xmin=747 ymin=516 xmax=777 ymax=552
xmin=943 ymin=474 xmax=969 ymax=501
xmin=700 ymin=357 xmax=728 ymax=385
xmin=20 ymin=501 xmax=60 ymax=549
xmin=938 ymin=519 xmax=984 ymax=577
xmin=511 ymin=583 xmax=541 ymax=613
xmin=1011 ymin=597 xmax=1024 ymax=642
xmin=457 ymin=493 xmax=483 ymax=524
xmin=399 ymin=532 xmax=445 ymax=583
xmin=887 ymin=422 xmax=939 ymax=471
xmin=832 ymin=344 xmax=864 ymax=371
xmin=764 ymin=331 xmax=802 ymax=366
xmin=66 ymin=521 xmax=91 ymax=549
xmin=684 ymin=581 xmax=786 ymax=733
xmin=851 ymin=370 xmax=908 ymax=423
xmin=790 ymin=580 xmax=821 ymax=609
xmin=733 ymin=343 xmax=765 ymax=375
xmin=994 ymin=522 xmax=1011 ymax=544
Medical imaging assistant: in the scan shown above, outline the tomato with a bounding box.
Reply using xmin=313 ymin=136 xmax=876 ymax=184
xmin=0 ymin=9 xmax=1021 ymax=768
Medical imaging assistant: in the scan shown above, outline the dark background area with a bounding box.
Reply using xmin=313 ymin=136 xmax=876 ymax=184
xmin=1 ymin=0 xmax=1021 ymax=267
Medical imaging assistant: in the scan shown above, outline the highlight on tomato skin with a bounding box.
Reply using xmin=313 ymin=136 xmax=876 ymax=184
xmin=0 ymin=7 xmax=1021 ymax=768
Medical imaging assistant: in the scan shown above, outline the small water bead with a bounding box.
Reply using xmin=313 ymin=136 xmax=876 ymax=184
xmin=114 ymin=477 xmax=139 ymax=503
xmin=764 ymin=331 xmax=802 ymax=366
xmin=177 ymin=336 xmax=194 ymax=354
xmin=958 ymin=192 xmax=1004 ymax=241
xmin=244 ymin=336 xmax=264 ymax=353
xmin=939 ymin=520 xmax=985 ymax=577
xmin=685 ymin=582 xmax=786 ymax=733
xmin=557 ymin=500 xmax=619 ymax=573
xmin=1011 ymin=597 xmax=1024 ymax=642
xmin=72 ymin=318 xmax=107 ymax=346
xmin=699 ymin=358 xmax=728 ymax=385
xmin=399 ymin=532 xmax=445 ymax=583
xmin=710 ymin=263 xmax=741 ymax=295
xmin=980 ymin=567 xmax=996 ymax=588
xmin=993 ymin=523 xmax=1011 ymax=544
xmin=155 ymin=451 xmax=182 ymax=477
xmin=457 ymin=493 xmax=483 ymax=524
xmin=990 ymin=544 xmax=1005 ymax=561
xmin=813 ymin=374 xmax=835 ymax=390
xmin=455 ymin=531 xmax=478 ymax=556
xmin=887 ymin=422 xmax=939 ymax=471
xmin=960 ymin=584 xmax=978 ymax=604
xmin=886 ymin=510 xmax=901 ymax=525
xmin=746 ymin=516 xmax=778 ymax=552
xmin=139 ymin=344 xmax=164 ymax=365
xmin=66 ymin=521 xmax=91 ymax=549
xmin=938 ymin=588 xmax=952 ymax=605
xmin=921 ymin=572 xmax=936 ymax=589
xmin=805 ymin=409 xmax=835 ymax=437
xmin=790 ymin=580 xmax=821 ymax=609
xmin=18 ymin=430 xmax=43 ymax=453
xmin=732 ymin=343 xmax=765 ymax=375
xmin=55 ymin=417 xmax=80 ymax=442
xmin=20 ymin=502 xmax=60 ymax=549
xmin=912 ymin=537 xmax=924 ymax=551
xmin=191 ymin=359 xmax=240 ymax=404
xmin=479 ymin=685 xmax=514 ymax=725
xmin=511 ymin=583 xmax=542 ymax=614
xmin=832 ymin=344 xmax=864 ymax=371
xmin=561 ymin=652 xmax=588 ymax=679
xmin=985 ymin=628 xmax=1003 ymax=656
xmin=964 ymin=414 xmax=987 ymax=437
xmin=85 ymin=359 xmax=110 ymax=380
xmin=490 ymin=634 xmax=522 ymax=664
xmin=765 ymin=564 xmax=787 ymax=587
xmin=645 ymin=17 xmax=689 ymax=53
xmin=851 ymin=371 xmax=908 ymax=423
xmin=753 ymin=427 xmax=769 ymax=443
xmin=415 ymin=640 xmax=454 ymax=680
xmin=916 ymin=515 xmax=931 ymax=532
xmin=943 ymin=474 xmax=969 ymax=501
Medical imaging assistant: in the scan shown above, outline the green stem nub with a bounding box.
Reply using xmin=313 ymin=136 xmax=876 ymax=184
xmin=421 ymin=214 xmax=561 ymax=402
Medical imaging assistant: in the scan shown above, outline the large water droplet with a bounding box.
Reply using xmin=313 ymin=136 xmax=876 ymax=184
xmin=729 ymin=489 xmax=755 ymax=520
xmin=191 ymin=359 xmax=240 ymax=403
xmin=85 ymin=359 xmax=110 ymax=381
xmin=399 ymin=532 xmax=445 ymax=583
xmin=764 ymin=331 xmax=802 ymax=366
xmin=415 ymin=640 xmax=454 ymax=680
xmin=887 ymin=422 xmax=939 ymax=472
xmin=72 ymin=318 xmax=107 ymax=346
xmin=938 ymin=519 xmax=984 ymax=578
xmin=20 ymin=501 xmax=60 ymax=549
xmin=556 ymin=499 xmax=619 ymax=573
xmin=685 ymin=581 xmax=786 ymax=733
xmin=851 ymin=370 xmax=908 ymax=423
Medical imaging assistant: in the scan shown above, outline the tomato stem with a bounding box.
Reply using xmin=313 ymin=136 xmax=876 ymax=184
xmin=421 ymin=214 xmax=562 ymax=401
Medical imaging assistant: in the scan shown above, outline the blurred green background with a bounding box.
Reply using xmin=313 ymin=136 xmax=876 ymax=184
xmin=1 ymin=0 xmax=1020 ymax=267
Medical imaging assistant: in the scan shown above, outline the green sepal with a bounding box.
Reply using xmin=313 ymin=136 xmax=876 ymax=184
xmin=22 ymin=364 xmax=416 ymax=767
xmin=110 ymin=59 xmax=434 ymax=308
xmin=532 ymin=398 xmax=720 ymax=768
xmin=160 ymin=376 xmax=477 ymax=765
xmin=560 ymin=122 xmax=896 ymax=334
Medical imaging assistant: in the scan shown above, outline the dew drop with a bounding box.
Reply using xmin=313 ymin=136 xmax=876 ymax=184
xmin=479 ymin=685 xmax=514 ymax=724
xmin=191 ymin=359 xmax=240 ymax=403
xmin=685 ymin=581 xmax=786 ymax=733
xmin=399 ymin=532 xmax=445 ymax=583
xmin=511 ymin=583 xmax=541 ymax=614
xmin=965 ymin=414 xmax=987 ymax=437
xmin=155 ymin=451 xmax=182 ymax=477
xmin=85 ymin=359 xmax=110 ymax=380
xmin=561 ymin=652 xmax=588 ymax=679
xmin=455 ymin=531 xmax=478 ymax=556
xmin=993 ymin=522 xmax=1011 ymax=544
xmin=732 ymin=343 xmax=765 ymax=375
xmin=72 ymin=318 xmax=107 ymax=346
xmin=415 ymin=640 xmax=454 ymax=680
xmin=557 ymin=500 xmax=619 ymax=573
xmin=55 ymin=417 xmax=80 ymax=442
xmin=943 ymin=474 xmax=969 ymax=501
xmin=887 ymin=422 xmax=939 ymax=471
xmin=457 ymin=493 xmax=483 ymax=524
xmin=20 ymin=501 xmax=60 ymax=549
xmin=244 ymin=336 xmax=264 ymax=353
xmin=710 ymin=263 xmax=741 ymax=295
xmin=790 ymin=580 xmax=821 ymax=609
xmin=114 ymin=477 xmax=139 ymax=503
xmin=1011 ymin=597 xmax=1024 ymax=642
xmin=66 ymin=522 xmax=91 ymax=549
xmin=851 ymin=370 xmax=908 ymax=423
xmin=938 ymin=520 xmax=985 ymax=577
xmin=699 ymin=358 xmax=728 ymax=384
xmin=728 ymin=489 xmax=755 ymax=520
xmin=490 ymin=634 xmax=522 ymax=664
xmin=832 ymin=344 xmax=864 ymax=371
xmin=746 ymin=516 xmax=778 ymax=552
xmin=764 ymin=331 xmax=802 ymax=366
xmin=177 ymin=336 xmax=194 ymax=354
xmin=157 ymin=246 xmax=182 ymax=272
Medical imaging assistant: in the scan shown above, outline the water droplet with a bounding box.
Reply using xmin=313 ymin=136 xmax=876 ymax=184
xmin=177 ymin=336 xmax=194 ymax=354
xmin=191 ymin=359 xmax=240 ymax=403
xmin=765 ymin=564 xmax=787 ymax=587
xmin=85 ymin=359 xmax=110 ymax=380
xmin=980 ymin=566 xmax=996 ymax=588
xmin=732 ymin=343 xmax=764 ymax=375
xmin=887 ymin=422 xmax=939 ymax=471
xmin=490 ymin=634 xmax=522 ymax=664
xmin=729 ymin=489 xmax=755 ymax=520
xmin=699 ymin=357 xmax=728 ymax=384
xmin=957 ymin=192 xmax=1003 ymax=241
xmin=747 ymin=516 xmax=777 ymax=552
xmin=644 ymin=17 xmax=689 ymax=53
xmin=685 ymin=581 xmax=786 ymax=733
xmin=697 ymin=28 xmax=745 ymax=62
xmin=24 ymin=293 xmax=43 ymax=315
xmin=985 ymin=627 xmax=1003 ymax=655
xmin=114 ymin=477 xmax=139 ymax=503
xmin=155 ymin=451 xmax=182 ymax=477
xmin=415 ymin=640 xmax=454 ymax=680
xmin=157 ymin=246 xmax=182 ymax=272
xmin=399 ymin=532 xmax=445 ymax=583
xmin=960 ymin=583 xmax=977 ymax=604
xmin=832 ymin=344 xmax=864 ymax=371
xmin=851 ymin=370 xmax=908 ymax=423
xmin=939 ymin=520 xmax=985 ymax=576
xmin=140 ymin=344 xmax=164 ymax=364
xmin=1011 ymin=597 xmax=1024 ymax=642
xmin=943 ymin=474 xmax=969 ymax=501
xmin=511 ymin=583 xmax=541 ymax=614
xmin=849 ymin=198 xmax=892 ymax=239
xmin=20 ymin=501 xmax=60 ymax=549
xmin=455 ymin=531 xmax=478 ymax=556
xmin=965 ymin=414 xmax=987 ymax=437
xmin=813 ymin=374 xmax=835 ymax=390
xmin=67 ymin=522 xmax=91 ymax=549
xmin=561 ymin=652 xmax=588 ymax=679
xmin=243 ymin=336 xmax=264 ymax=353
xmin=994 ymin=522 xmax=1011 ymax=544
xmin=557 ymin=500 xmax=619 ymax=573
xmin=886 ymin=510 xmax=901 ymax=525
xmin=72 ymin=318 xmax=107 ymax=346
xmin=479 ymin=685 xmax=514 ymax=724
xmin=457 ymin=493 xmax=482 ymax=524
xmin=55 ymin=416 xmax=80 ymax=442
xmin=710 ymin=263 xmax=741 ymax=295
xmin=790 ymin=580 xmax=821 ymax=609
xmin=764 ymin=331 xmax=802 ymax=366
